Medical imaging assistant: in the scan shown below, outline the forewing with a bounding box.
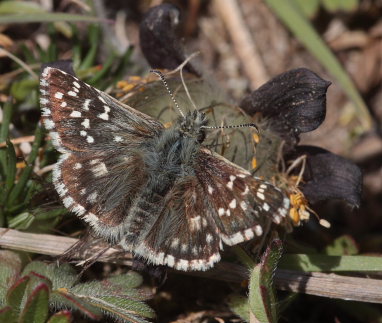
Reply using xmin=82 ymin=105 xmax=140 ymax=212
xmin=40 ymin=67 xmax=164 ymax=241
xmin=196 ymin=149 xmax=290 ymax=246
xmin=133 ymin=176 xmax=222 ymax=271
xmin=40 ymin=67 xmax=164 ymax=153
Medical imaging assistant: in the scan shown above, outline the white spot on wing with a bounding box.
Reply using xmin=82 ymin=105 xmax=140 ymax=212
xmin=86 ymin=136 xmax=94 ymax=143
xmin=40 ymin=79 xmax=48 ymax=87
xmin=40 ymin=98 xmax=49 ymax=106
xmin=257 ymin=192 xmax=265 ymax=200
xmin=70 ymin=111 xmax=81 ymax=117
xmin=244 ymin=228 xmax=254 ymax=240
xmin=63 ymin=196 xmax=74 ymax=208
xmin=81 ymin=119 xmax=90 ymax=128
xmin=240 ymin=201 xmax=248 ymax=211
xmin=229 ymin=232 xmax=244 ymax=245
xmin=98 ymin=106 xmax=110 ymax=121
xmin=74 ymin=163 xmax=82 ymax=170
xmin=83 ymin=212 xmax=98 ymax=224
xmin=175 ymin=259 xmax=189 ymax=271
xmin=171 ymin=238 xmax=179 ymax=248
xmin=87 ymin=192 xmax=98 ymax=203
xmin=91 ymin=162 xmax=108 ymax=177
xmin=241 ymin=185 xmax=249 ymax=196
xmin=44 ymin=119 xmax=55 ymax=130
xmin=83 ymin=99 xmax=91 ymax=110
xmin=54 ymin=92 xmax=63 ymax=99
xmin=255 ymin=225 xmax=263 ymax=236
xmin=190 ymin=215 xmax=202 ymax=231
xmin=114 ymin=136 xmax=123 ymax=142
xmin=72 ymin=204 xmax=85 ymax=216
xmin=165 ymin=255 xmax=175 ymax=267
xmin=229 ymin=199 xmax=237 ymax=209
xmin=68 ymin=91 xmax=77 ymax=97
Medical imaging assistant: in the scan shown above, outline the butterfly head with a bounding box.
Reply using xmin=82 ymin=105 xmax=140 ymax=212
xmin=178 ymin=110 xmax=208 ymax=143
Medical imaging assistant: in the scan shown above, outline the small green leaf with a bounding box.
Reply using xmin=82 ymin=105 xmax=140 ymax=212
xmin=22 ymin=262 xmax=77 ymax=290
xmin=227 ymin=294 xmax=250 ymax=322
xmin=47 ymin=310 xmax=72 ymax=323
xmin=34 ymin=208 xmax=67 ymax=221
xmin=8 ymin=212 xmax=35 ymax=230
xmin=0 ymin=250 xmax=22 ymax=304
xmin=6 ymin=275 xmax=30 ymax=311
xmin=85 ymin=295 xmax=155 ymax=322
xmin=279 ymin=254 xmax=382 ymax=271
xmin=19 ymin=283 xmax=50 ymax=323
xmin=10 ymin=78 xmax=38 ymax=101
xmin=249 ymin=239 xmax=283 ymax=323
xmin=325 ymin=235 xmax=359 ymax=256
xmin=0 ymin=1 xmax=45 ymax=14
xmin=26 ymin=272 xmax=52 ymax=299
xmin=0 ymin=306 xmax=16 ymax=322
xmin=53 ymin=289 xmax=102 ymax=320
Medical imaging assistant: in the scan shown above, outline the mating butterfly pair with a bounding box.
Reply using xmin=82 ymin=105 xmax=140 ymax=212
xmin=40 ymin=66 xmax=289 ymax=271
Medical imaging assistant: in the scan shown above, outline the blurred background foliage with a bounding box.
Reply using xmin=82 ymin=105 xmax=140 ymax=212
xmin=0 ymin=0 xmax=382 ymax=322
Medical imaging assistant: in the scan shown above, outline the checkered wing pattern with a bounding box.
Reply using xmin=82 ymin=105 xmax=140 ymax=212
xmin=132 ymin=149 xmax=289 ymax=271
xmin=40 ymin=67 xmax=164 ymax=241
xmin=40 ymin=67 xmax=290 ymax=272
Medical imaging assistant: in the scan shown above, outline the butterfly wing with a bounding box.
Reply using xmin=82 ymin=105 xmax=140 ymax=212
xmin=132 ymin=149 xmax=289 ymax=271
xmin=132 ymin=175 xmax=222 ymax=271
xmin=40 ymin=67 xmax=163 ymax=153
xmin=196 ymin=149 xmax=289 ymax=245
xmin=40 ymin=67 xmax=164 ymax=241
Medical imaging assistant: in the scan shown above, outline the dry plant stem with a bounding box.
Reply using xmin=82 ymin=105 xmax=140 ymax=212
xmin=212 ymin=0 xmax=269 ymax=89
xmin=0 ymin=48 xmax=38 ymax=80
xmin=0 ymin=135 xmax=36 ymax=148
xmin=1 ymin=228 xmax=382 ymax=304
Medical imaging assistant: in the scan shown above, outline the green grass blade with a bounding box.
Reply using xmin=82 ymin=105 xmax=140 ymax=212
xmin=265 ymin=0 xmax=372 ymax=130
xmin=88 ymin=52 xmax=116 ymax=86
xmin=279 ymin=254 xmax=382 ymax=272
xmin=80 ymin=24 xmax=101 ymax=70
xmin=7 ymin=125 xmax=44 ymax=207
xmin=5 ymin=139 xmax=16 ymax=193
xmin=0 ymin=13 xmax=105 ymax=24
xmin=0 ymin=100 xmax=13 ymax=174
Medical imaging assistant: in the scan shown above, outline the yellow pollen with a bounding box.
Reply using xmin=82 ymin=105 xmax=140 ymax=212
xmin=253 ymin=133 xmax=260 ymax=143
xmin=251 ymin=158 xmax=257 ymax=169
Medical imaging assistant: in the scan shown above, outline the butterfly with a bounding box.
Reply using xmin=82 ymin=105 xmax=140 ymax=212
xmin=40 ymin=65 xmax=290 ymax=271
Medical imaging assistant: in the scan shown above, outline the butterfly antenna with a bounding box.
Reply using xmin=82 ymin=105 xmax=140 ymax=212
xmin=150 ymin=69 xmax=185 ymax=118
xmin=201 ymin=123 xmax=259 ymax=132
xmin=166 ymin=52 xmax=200 ymax=111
